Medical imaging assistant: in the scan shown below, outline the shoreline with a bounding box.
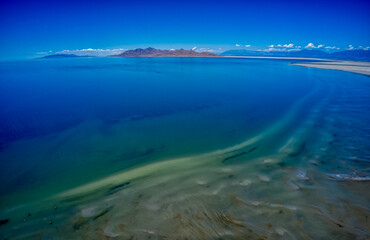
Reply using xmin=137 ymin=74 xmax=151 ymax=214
xmin=291 ymin=60 xmax=370 ymax=76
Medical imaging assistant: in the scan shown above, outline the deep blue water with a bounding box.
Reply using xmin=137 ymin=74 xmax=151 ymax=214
xmin=0 ymin=57 xmax=313 ymax=145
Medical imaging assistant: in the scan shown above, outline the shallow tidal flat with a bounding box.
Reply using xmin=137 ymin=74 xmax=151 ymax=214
xmin=0 ymin=58 xmax=369 ymax=239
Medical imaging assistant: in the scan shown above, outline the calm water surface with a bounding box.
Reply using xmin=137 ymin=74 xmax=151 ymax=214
xmin=0 ymin=57 xmax=369 ymax=239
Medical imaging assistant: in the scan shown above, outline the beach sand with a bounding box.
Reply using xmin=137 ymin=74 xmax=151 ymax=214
xmin=291 ymin=60 xmax=370 ymax=76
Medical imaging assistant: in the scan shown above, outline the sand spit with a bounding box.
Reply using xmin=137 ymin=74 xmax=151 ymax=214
xmin=291 ymin=60 xmax=370 ymax=76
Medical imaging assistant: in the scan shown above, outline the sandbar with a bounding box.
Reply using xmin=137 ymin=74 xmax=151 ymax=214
xmin=291 ymin=60 xmax=370 ymax=76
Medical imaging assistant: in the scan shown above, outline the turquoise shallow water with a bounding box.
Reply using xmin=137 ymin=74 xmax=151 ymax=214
xmin=0 ymin=57 xmax=369 ymax=239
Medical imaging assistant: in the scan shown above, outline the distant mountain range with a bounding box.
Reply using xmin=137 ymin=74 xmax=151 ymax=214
xmin=39 ymin=49 xmax=370 ymax=61
xmin=110 ymin=47 xmax=219 ymax=57
xmin=220 ymin=49 xmax=370 ymax=61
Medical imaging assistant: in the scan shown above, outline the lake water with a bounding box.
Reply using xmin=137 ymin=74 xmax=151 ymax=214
xmin=0 ymin=57 xmax=369 ymax=239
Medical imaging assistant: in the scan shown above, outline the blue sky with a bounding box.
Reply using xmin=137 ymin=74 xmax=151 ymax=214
xmin=0 ymin=0 xmax=369 ymax=58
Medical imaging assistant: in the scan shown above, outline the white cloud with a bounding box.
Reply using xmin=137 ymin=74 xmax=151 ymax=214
xmin=197 ymin=47 xmax=217 ymax=52
xmin=55 ymin=48 xmax=128 ymax=56
xmin=245 ymin=45 xmax=251 ymax=47
xmin=325 ymin=46 xmax=340 ymax=50
xmin=262 ymin=47 xmax=300 ymax=52
xmin=235 ymin=44 xmax=241 ymax=47
xmin=36 ymin=51 xmax=50 ymax=55
xmin=345 ymin=45 xmax=369 ymax=50
xmin=263 ymin=47 xmax=279 ymax=52
xmin=264 ymin=43 xmax=297 ymax=51
xmin=36 ymin=50 xmax=53 ymax=55
xmin=268 ymin=43 xmax=294 ymax=48
xmin=317 ymin=44 xmax=324 ymax=48
xmin=305 ymin=43 xmax=316 ymax=48
xmin=192 ymin=46 xmax=197 ymax=51
xmin=195 ymin=47 xmax=224 ymax=53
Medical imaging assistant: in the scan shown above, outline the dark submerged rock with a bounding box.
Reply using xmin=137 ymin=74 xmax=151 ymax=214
xmin=0 ymin=219 xmax=9 ymax=226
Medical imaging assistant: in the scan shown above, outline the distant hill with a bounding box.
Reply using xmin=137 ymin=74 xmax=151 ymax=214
xmin=220 ymin=49 xmax=370 ymax=61
xmin=110 ymin=47 xmax=219 ymax=57
xmin=330 ymin=50 xmax=370 ymax=60
xmin=287 ymin=50 xmax=329 ymax=58
xmin=39 ymin=54 xmax=91 ymax=59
